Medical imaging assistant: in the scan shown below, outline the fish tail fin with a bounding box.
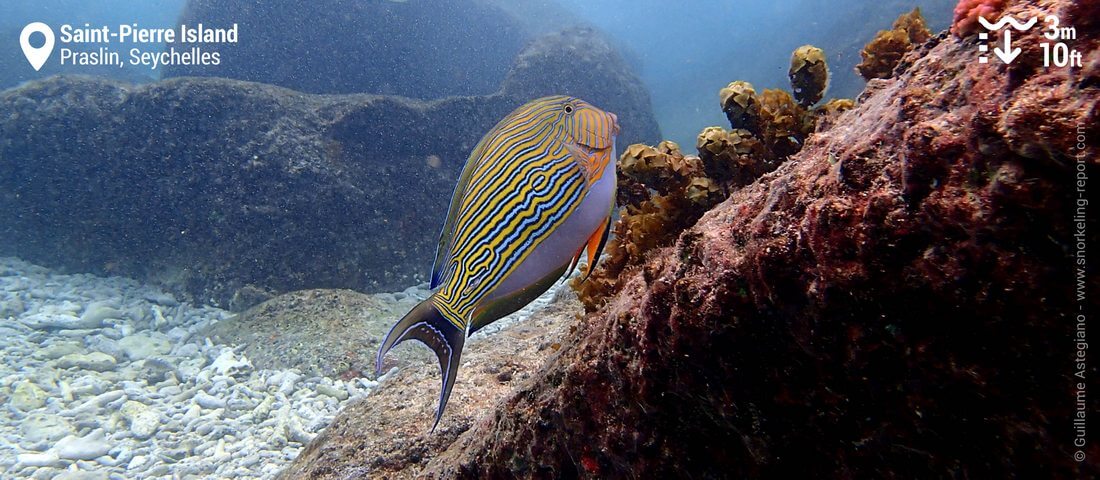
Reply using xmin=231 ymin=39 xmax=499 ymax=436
xmin=375 ymin=297 xmax=466 ymax=431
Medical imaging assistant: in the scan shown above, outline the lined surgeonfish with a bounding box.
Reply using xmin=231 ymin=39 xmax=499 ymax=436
xmin=376 ymin=96 xmax=619 ymax=430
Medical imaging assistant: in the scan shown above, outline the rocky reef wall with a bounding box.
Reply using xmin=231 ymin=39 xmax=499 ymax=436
xmin=283 ymin=0 xmax=1098 ymax=477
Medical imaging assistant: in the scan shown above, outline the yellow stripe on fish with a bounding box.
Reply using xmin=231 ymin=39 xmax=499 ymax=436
xmin=375 ymin=96 xmax=620 ymax=430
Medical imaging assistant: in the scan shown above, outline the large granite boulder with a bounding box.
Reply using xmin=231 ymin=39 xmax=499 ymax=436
xmin=163 ymin=0 xmax=529 ymax=99
xmin=278 ymin=0 xmax=1098 ymax=477
xmin=501 ymin=27 xmax=661 ymax=148
xmin=0 ymin=76 xmax=518 ymax=306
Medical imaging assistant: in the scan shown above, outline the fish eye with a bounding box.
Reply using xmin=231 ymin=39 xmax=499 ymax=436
xmin=563 ymin=105 xmax=574 ymax=114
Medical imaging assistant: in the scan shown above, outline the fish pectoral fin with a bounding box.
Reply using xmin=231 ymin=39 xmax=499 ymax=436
xmin=580 ymin=215 xmax=612 ymax=282
xmin=375 ymin=297 xmax=466 ymax=431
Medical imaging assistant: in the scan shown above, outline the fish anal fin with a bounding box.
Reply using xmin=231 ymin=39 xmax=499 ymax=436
xmin=375 ymin=297 xmax=466 ymax=431
xmin=469 ymin=262 xmax=569 ymax=335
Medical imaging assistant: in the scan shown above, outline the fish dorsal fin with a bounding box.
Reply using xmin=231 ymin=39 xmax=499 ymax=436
xmin=430 ymin=127 xmax=502 ymax=289
xmin=431 ymin=176 xmax=468 ymax=289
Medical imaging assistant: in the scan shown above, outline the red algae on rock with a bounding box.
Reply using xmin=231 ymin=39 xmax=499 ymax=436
xmin=951 ymin=0 xmax=1006 ymax=37
xmin=577 ymin=44 xmax=851 ymax=312
xmin=410 ymin=0 xmax=1096 ymax=478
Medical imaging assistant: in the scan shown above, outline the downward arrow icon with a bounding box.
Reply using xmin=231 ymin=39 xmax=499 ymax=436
xmin=994 ymin=30 xmax=1021 ymax=64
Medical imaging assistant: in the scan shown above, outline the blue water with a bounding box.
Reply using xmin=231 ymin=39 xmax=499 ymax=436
xmin=3 ymin=0 xmax=953 ymax=146
xmin=556 ymin=0 xmax=954 ymax=145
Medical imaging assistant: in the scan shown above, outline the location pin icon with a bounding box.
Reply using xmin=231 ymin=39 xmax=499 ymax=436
xmin=20 ymin=22 xmax=55 ymax=71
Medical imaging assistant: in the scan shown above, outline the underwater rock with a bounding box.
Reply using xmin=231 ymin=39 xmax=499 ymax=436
xmin=10 ymin=381 xmax=49 ymax=412
xmin=55 ymin=430 xmax=112 ymax=461
xmin=165 ymin=0 xmax=528 ymax=99
xmin=291 ymin=0 xmax=1095 ymax=477
xmin=0 ymin=76 xmax=517 ymax=305
xmin=813 ymin=98 xmax=857 ymax=131
xmin=117 ymin=332 xmax=172 ymax=360
xmin=500 ymin=27 xmax=661 ymax=148
xmin=120 ymin=400 xmax=160 ymax=440
xmin=21 ymin=413 xmax=74 ymax=445
xmin=857 ymin=8 xmax=933 ymax=80
xmin=56 ymin=352 xmax=117 ymax=373
xmin=16 ymin=451 xmax=61 ymax=468
xmin=203 ymin=289 xmax=430 ymax=379
xmin=789 ymin=45 xmax=830 ymax=107
xmin=277 ymin=293 xmax=582 ymax=479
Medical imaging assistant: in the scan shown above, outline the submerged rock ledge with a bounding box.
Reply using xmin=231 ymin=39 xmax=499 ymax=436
xmin=0 ymin=25 xmax=659 ymax=308
xmin=283 ymin=0 xmax=1098 ymax=477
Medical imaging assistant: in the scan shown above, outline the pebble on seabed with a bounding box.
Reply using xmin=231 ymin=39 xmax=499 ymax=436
xmin=0 ymin=257 xmax=406 ymax=479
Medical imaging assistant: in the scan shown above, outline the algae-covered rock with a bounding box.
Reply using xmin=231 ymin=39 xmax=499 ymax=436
xmin=10 ymin=381 xmax=49 ymax=412
xmin=814 ymin=98 xmax=858 ymax=130
xmin=789 ymin=45 xmax=830 ymax=107
xmin=719 ymin=80 xmax=759 ymax=131
xmin=56 ymin=353 xmax=117 ymax=372
xmin=756 ymin=88 xmax=810 ymax=158
xmin=120 ymin=400 xmax=160 ymax=440
xmin=857 ymin=8 xmax=933 ymax=80
xmin=278 ymin=291 xmax=582 ymax=479
xmin=0 ymin=77 xmax=516 ymax=305
xmin=501 ymin=27 xmax=661 ymax=147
